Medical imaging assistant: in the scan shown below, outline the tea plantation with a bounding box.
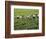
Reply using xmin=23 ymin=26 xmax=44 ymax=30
xmin=14 ymin=9 xmax=39 ymax=30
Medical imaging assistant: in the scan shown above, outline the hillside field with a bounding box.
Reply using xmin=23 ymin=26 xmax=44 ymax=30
xmin=14 ymin=9 xmax=39 ymax=30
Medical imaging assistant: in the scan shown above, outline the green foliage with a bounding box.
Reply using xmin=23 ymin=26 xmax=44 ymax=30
xmin=14 ymin=9 xmax=39 ymax=30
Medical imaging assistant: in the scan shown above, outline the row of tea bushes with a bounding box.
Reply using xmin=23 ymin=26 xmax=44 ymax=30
xmin=14 ymin=14 xmax=39 ymax=19
xmin=14 ymin=14 xmax=39 ymax=30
